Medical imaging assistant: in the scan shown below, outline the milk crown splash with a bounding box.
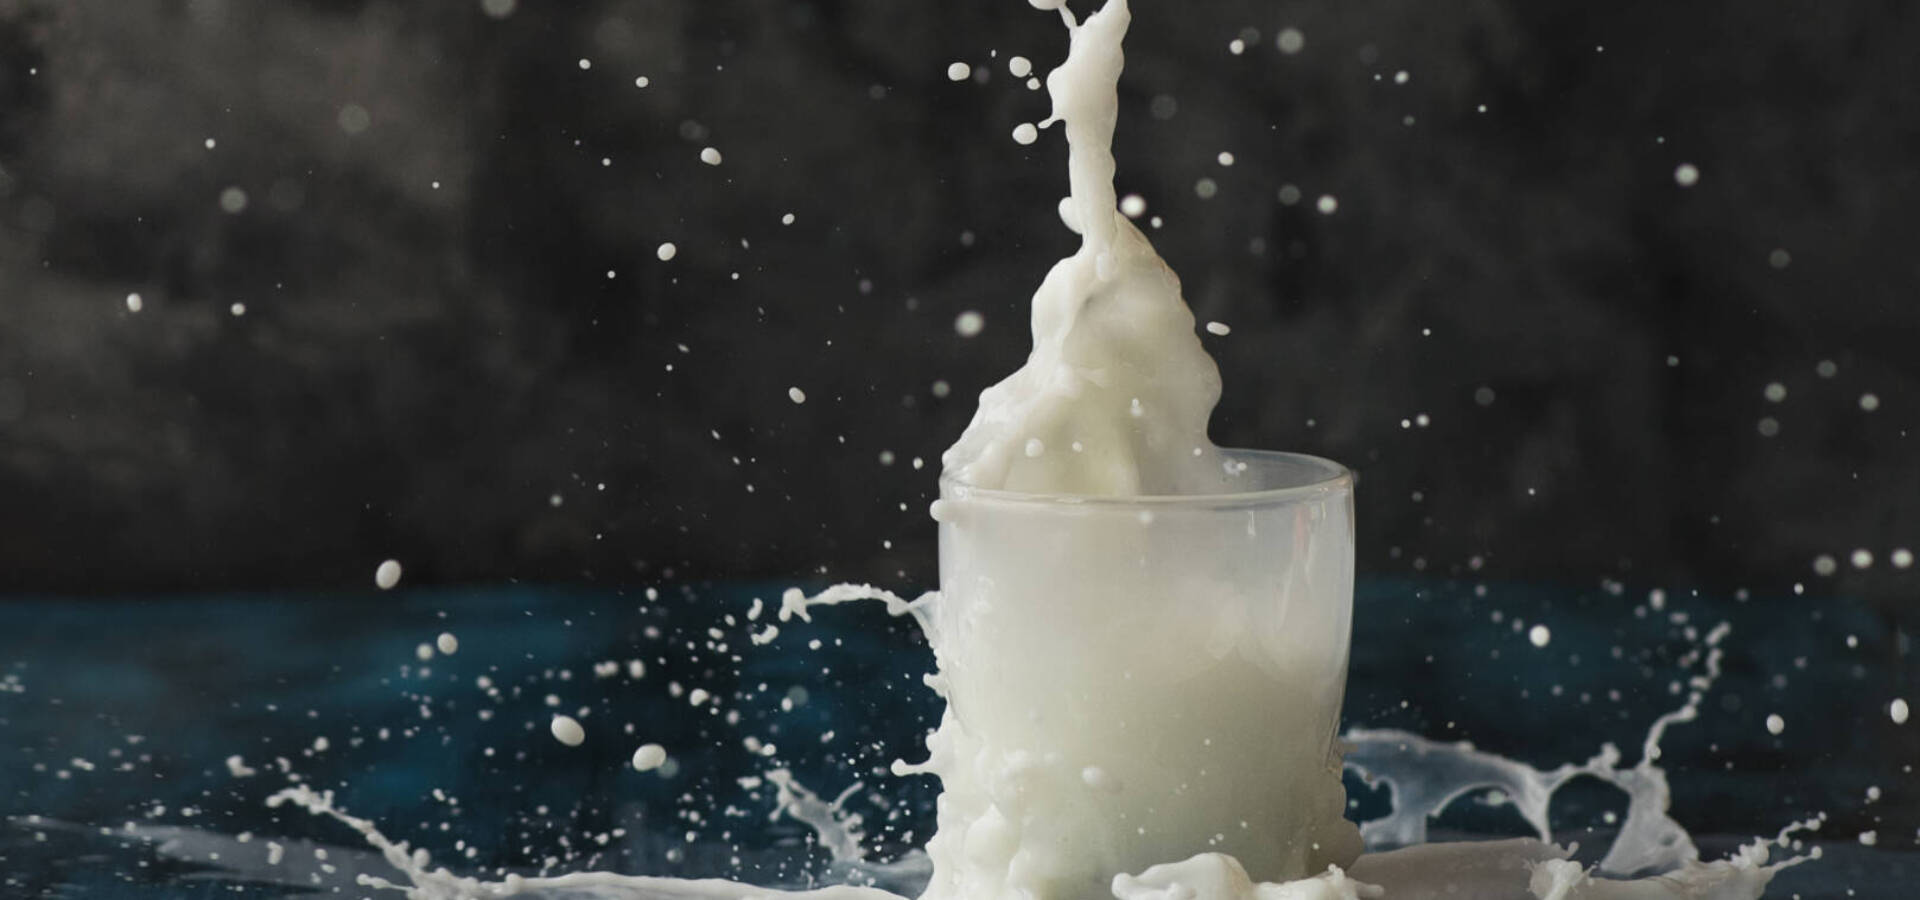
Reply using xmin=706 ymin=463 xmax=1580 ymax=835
xmin=941 ymin=0 xmax=1228 ymax=496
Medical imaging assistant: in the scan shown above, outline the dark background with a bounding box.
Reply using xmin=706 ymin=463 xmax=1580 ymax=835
xmin=0 ymin=0 xmax=1915 ymax=614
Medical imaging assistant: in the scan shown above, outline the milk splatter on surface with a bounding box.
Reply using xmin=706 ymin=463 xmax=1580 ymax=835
xmin=0 ymin=580 xmax=1894 ymax=898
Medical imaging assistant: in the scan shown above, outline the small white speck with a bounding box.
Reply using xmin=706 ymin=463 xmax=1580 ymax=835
xmin=218 ymin=187 xmax=249 ymax=214
xmin=1228 ymin=39 xmax=1246 ymax=56
xmin=1851 ymin=548 xmax=1874 ymax=569
xmin=1891 ymin=698 xmax=1910 ymax=725
xmin=1528 ymin=624 xmax=1551 ymax=648
xmin=1763 ymin=382 xmax=1786 ymax=403
xmin=1217 ymin=151 xmax=1235 ymax=167
xmin=550 ymin=715 xmax=586 ymax=747
xmin=1119 ymin=194 xmax=1147 ymax=218
xmin=1674 ymin=163 xmax=1700 ymax=187
xmin=699 ymin=147 xmax=723 ymax=166
xmin=1205 ymin=321 xmax=1231 ymax=336
xmin=374 ymin=560 xmax=403 ymax=590
xmin=1892 ymin=548 xmax=1913 ymax=569
xmin=1276 ymin=28 xmax=1305 ymax=55
xmin=578 ymin=58 xmax=592 ymax=71
xmin=946 ymin=62 xmax=972 ymax=82
xmin=781 ymin=213 xmax=795 ymax=225
xmin=436 ymin=632 xmax=458 ymax=655
xmin=1009 ymin=56 xmax=1032 ymax=77
xmin=656 ymin=242 xmax=677 ymax=261
xmin=1316 ymin=194 xmax=1339 ymax=215
xmin=631 ymin=743 xmax=668 ymax=772
xmin=1393 ymin=70 xmax=1410 ymax=84
xmin=125 ymin=293 xmax=143 ymax=313
xmin=1859 ymin=393 xmax=1880 ymax=412
xmin=1012 ymin=123 xmax=1040 ymax=145
xmin=1812 ymin=554 xmax=1837 ymax=576
xmin=634 ymin=75 xmax=650 ymax=88
xmin=955 ymin=310 xmax=985 ymax=337
xmin=1765 ymin=713 xmax=1785 ymax=735
xmin=787 ymin=387 xmax=807 ymax=404
xmin=229 ymin=302 xmax=247 ymax=317
xmin=203 ymin=138 xmax=216 ymax=150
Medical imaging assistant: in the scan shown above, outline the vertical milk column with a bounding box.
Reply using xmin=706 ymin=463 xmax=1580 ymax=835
xmin=920 ymin=450 xmax=1363 ymax=900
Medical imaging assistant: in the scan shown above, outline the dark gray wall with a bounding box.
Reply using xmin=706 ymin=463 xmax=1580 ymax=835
xmin=0 ymin=0 xmax=1915 ymax=611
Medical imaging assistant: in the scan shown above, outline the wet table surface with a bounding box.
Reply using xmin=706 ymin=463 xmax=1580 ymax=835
xmin=0 ymin=580 xmax=1908 ymax=898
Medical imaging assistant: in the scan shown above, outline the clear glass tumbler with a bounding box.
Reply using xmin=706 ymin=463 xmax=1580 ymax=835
xmin=919 ymin=449 xmax=1361 ymax=900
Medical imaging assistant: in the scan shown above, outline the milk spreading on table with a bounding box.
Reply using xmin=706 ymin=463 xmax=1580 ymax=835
xmin=139 ymin=2 xmax=1828 ymax=898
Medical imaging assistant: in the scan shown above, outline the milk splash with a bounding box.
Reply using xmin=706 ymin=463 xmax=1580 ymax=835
xmin=940 ymin=0 xmax=1227 ymax=496
xmin=223 ymin=590 xmax=1815 ymax=900
xmin=118 ymin=2 xmax=1823 ymax=898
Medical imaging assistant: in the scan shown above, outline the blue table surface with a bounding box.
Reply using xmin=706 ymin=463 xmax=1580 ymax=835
xmin=0 ymin=578 xmax=1910 ymax=897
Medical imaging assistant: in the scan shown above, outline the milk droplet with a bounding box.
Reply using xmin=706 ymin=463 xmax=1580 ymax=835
xmin=1892 ymin=548 xmax=1913 ymax=569
xmin=1812 ymin=554 xmax=1837 ymax=576
xmin=1851 ymin=548 xmax=1874 ymax=569
xmin=634 ymin=75 xmax=650 ymax=88
xmin=699 ymin=147 xmax=723 ymax=166
xmin=435 ymin=632 xmax=458 ymax=655
xmin=1316 ymin=194 xmax=1338 ymax=214
xmin=1859 ymin=392 xmax=1880 ymax=411
xmin=1674 ymin=163 xmax=1700 ymax=187
xmin=787 ymin=387 xmax=807 ymax=404
xmin=1528 ymin=624 xmax=1551 ymax=648
xmin=1276 ymin=28 xmax=1305 ymax=55
xmin=374 ymin=559 xmax=402 ymax=590
xmin=229 ymin=302 xmax=247 ymax=317
xmin=1012 ymin=122 xmax=1040 ymax=145
xmin=955 ymin=310 xmax=985 ymax=337
xmin=1009 ymin=56 xmax=1033 ymax=77
xmin=1890 ymin=698 xmax=1910 ymax=725
xmin=631 ymin=743 xmax=668 ymax=772
xmin=1765 ymin=713 xmax=1785 ymax=735
xmin=1216 ymin=151 xmax=1235 ymax=167
xmin=781 ymin=213 xmax=795 ymax=225
xmin=219 ymin=187 xmax=248 ymax=214
xmin=1024 ymin=438 xmax=1045 ymax=458
xmin=656 ymin=242 xmax=678 ymax=261
xmin=1204 ymin=321 xmax=1231 ymax=336
xmin=550 ymin=715 xmax=586 ymax=747
xmin=946 ymin=62 xmax=972 ymax=82
xmin=1763 ymin=382 xmax=1786 ymax=402
xmin=1119 ymin=194 xmax=1147 ymax=218
xmin=125 ymin=293 xmax=143 ymax=313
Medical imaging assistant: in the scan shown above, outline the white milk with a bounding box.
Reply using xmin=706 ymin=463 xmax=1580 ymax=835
xmin=929 ymin=1 xmax=1357 ymax=894
xmin=940 ymin=0 xmax=1225 ymax=497
xmin=917 ymin=451 xmax=1361 ymax=898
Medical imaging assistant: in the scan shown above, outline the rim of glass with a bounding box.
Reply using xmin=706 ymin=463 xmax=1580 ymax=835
xmin=938 ymin=448 xmax=1352 ymax=509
